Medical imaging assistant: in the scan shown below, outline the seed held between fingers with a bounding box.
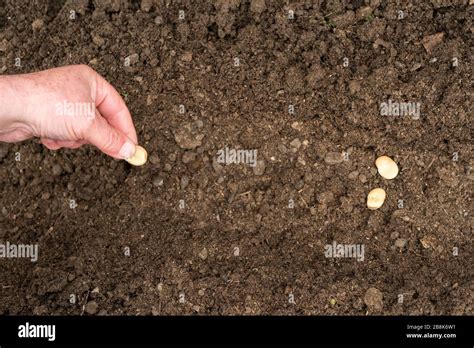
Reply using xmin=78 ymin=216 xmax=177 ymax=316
xmin=367 ymin=188 xmax=386 ymax=210
xmin=126 ymin=145 xmax=148 ymax=166
xmin=375 ymin=155 xmax=399 ymax=179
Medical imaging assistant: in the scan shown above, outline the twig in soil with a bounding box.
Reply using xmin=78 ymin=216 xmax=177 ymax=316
xmin=80 ymin=290 xmax=90 ymax=316
xmin=299 ymin=197 xmax=309 ymax=208
xmin=237 ymin=191 xmax=251 ymax=197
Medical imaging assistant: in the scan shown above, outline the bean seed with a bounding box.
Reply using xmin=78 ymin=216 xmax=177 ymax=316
xmin=367 ymin=188 xmax=386 ymax=210
xmin=126 ymin=145 xmax=148 ymax=166
xmin=375 ymin=155 xmax=399 ymax=179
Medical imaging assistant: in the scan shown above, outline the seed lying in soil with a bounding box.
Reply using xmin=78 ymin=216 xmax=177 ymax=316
xmin=367 ymin=188 xmax=386 ymax=210
xmin=125 ymin=145 xmax=148 ymax=166
xmin=375 ymin=156 xmax=399 ymax=179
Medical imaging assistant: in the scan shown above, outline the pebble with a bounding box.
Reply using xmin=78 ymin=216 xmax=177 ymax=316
xmin=141 ymin=0 xmax=153 ymax=12
xmin=84 ymin=301 xmax=99 ymax=315
xmin=250 ymin=0 xmax=267 ymax=13
xmin=125 ymin=53 xmax=139 ymax=66
xmin=420 ymin=236 xmax=435 ymax=249
xmin=152 ymin=176 xmax=164 ymax=187
xmin=422 ymin=32 xmax=444 ymax=53
xmin=92 ymin=35 xmax=105 ymax=47
xmin=291 ymin=122 xmax=302 ymax=131
xmin=180 ymin=176 xmax=189 ymax=189
xmin=340 ymin=196 xmax=353 ymax=213
xmin=348 ymin=80 xmax=361 ymax=94
xmin=253 ymin=160 xmax=266 ymax=176
xmin=149 ymin=154 xmax=160 ymax=164
xmin=295 ymin=179 xmax=304 ymax=190
xmin=290 ymin=138 xmax=301 ymax=152
xmin=348 ymin=170 xmax=359 ymax=180
xmin=32 ymin=19 xmax=44 ymax=31
xmin=181 ymin=51 xmax=193 ymax=62
xmin=198 ymin=247 xmax=208 ymax=260
xmin=182 ymin=151 xmax=197 ymax=164
xmin=278 ymin=143 xmax=288 ymax=154
xmin=52 ymin=164 xmax=62 ymax=176
xmin=394 ymin=238 xmax=407 ymax=249
xmin=364 ymin=287 xmax=383 ymax=311
xmin=317 ymin=191 xmax=334 ymax=205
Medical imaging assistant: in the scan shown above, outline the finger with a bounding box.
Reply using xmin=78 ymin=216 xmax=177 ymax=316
xmin=94 ymin=72 xmax=138 ymax=144
xmin=54 ymin=140 xmax=85 ymax=149
xmin=41 ymin=138 xmax=61 ymax=150
xmin=83 ymin=112 xmax=136 ymax=160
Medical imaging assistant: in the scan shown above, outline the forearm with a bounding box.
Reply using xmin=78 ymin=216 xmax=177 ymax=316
xmin=0 ymin=74 xmax=35 ymax=141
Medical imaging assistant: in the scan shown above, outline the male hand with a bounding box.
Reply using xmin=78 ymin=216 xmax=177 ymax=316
xmin=0 ymin=65 xmax=138 ymax=159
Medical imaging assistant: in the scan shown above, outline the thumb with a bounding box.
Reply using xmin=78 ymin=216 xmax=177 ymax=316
xmin=84 ymin=114 xmax=136 ymax=160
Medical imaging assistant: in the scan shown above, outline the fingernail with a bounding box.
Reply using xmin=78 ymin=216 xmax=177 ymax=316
xmin=119 ymin=141 xmax=136 ymax=159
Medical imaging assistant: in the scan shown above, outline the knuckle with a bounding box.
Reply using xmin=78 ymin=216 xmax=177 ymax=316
xmin=77 ymin=64 xmax=93 ymax=74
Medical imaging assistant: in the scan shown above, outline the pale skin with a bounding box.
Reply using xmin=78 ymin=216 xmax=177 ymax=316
xmin=0 ymin=65 xmax=138 ymax=159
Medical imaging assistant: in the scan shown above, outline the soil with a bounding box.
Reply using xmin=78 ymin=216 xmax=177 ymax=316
xmin=0 ymin=0 xmax=472 ymax=315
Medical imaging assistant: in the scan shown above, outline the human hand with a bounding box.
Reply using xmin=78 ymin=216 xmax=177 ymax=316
xmin=0 ymin=64 xmax=138 ymax=159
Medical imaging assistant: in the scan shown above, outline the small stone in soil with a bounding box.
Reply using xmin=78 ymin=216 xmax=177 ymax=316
xmin=84 ymin=301 xmax=99 ymax=315
xmin=182 ymin=151 xmax=197 ymax=164
xmin=364 ymin=287 xmax=383 ymax=311
xmin=253 ymin=160 xmax=266 ymax=176
xmin=394 ymin=238 xmax=407 ymax=249
xmin=180 ymin=176 xmax=189 ymax=189
xmin=141 ymin=0 xmax=153 ymax=12
xmin=125 ymin=53 xmax=139 ymax=66
xmin=152 ymin=176 xmax=164 ymax=187
xmin=32 ymin=19 xmax=44 ymax=31
xmin=290 ymin=138 xmax=301 ymax=152
xmin=198 ymin=247 xmax=208 ymax=260
xmin=348 ymin=171 xmax=359 ymax=179
xmin=149 ymin=154 xmax=160 ymax=164
xmin=52 ymin=164 xmax=62 ymax=176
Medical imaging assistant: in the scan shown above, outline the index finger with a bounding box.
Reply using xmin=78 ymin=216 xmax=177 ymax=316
xmin=93 ymin=72 xmax=138 ymax=144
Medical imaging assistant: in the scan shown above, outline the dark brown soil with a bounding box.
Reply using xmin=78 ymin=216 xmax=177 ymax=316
xmin=0 ymin=0 xmax=472 ymax=315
